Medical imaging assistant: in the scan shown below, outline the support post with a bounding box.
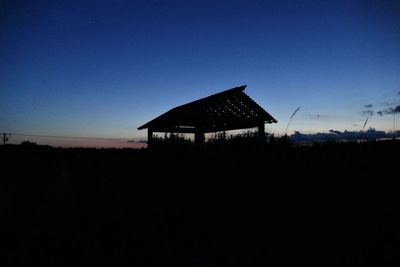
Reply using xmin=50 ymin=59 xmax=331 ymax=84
xmin=195 ymin=131 xmax=205 ymax=146
xmin=147 ymin=128 xmax=153 ymax=148
xmin=258 ymin=123 xmax=266 ymax=143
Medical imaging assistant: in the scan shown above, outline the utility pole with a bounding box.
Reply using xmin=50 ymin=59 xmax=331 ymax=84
xmin=2 ymin=133 xmax=9 ymax=145
xmin=393 ymin=112 xmax=396 ymax=140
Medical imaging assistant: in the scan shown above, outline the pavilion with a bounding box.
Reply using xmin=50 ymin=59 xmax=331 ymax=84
xmin=138 ymin=85 xmax=277 ymax=146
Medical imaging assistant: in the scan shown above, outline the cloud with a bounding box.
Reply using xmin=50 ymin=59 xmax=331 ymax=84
xmin=361 ymin=110 xmax=374 ymax=117
xmin=308 ymin=114 xmax=322 ymax=119
xmin=380 ymin=101 xmax=400 ymax=107
xmin=364 ymin=104 xmax=373 ymax=108
xmin=377 ymin=105 xmax=400 ymax=116
xmin=290 ymin=129 xmax=398 ymax=143
xmin=398 ymin=91 xmax=400 ymax=96
xmin=380 ymin=101 xmax=394 ymax=106
xmin=329 ymin=130 xmax=341 ymax=134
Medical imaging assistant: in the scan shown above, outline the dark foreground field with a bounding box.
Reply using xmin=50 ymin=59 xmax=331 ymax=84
xmin=1 ymin=141 xmax=399 ymax=266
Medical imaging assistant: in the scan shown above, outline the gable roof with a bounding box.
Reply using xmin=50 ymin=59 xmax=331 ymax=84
xmin=138 ymin=85 xmax=277 ymax=133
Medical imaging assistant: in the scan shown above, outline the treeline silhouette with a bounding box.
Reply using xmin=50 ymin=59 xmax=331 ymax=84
xmin=1 ymin=139 xmax=399 ymax=266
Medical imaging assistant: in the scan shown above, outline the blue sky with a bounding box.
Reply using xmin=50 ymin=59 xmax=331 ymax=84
xmin=1 ymin=0 xmax=399 ymax=146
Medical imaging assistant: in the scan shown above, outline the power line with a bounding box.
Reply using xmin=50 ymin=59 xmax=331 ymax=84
xmin=1 ymin=132 xmax=146 ymax=143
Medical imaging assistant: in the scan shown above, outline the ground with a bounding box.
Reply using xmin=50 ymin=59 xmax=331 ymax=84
xmin=1 ymin=141 xmax=399 ymax=266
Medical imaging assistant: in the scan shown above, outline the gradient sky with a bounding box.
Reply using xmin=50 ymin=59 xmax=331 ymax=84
xmin=1 ymin=0 xmax=399 ymax=146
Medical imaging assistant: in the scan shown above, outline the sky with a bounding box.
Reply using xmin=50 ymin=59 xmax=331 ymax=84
xmin=1 ymin=0 xmax=399 ymax=147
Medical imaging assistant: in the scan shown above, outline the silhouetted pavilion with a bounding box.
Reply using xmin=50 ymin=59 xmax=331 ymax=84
xmin=138 ymin=85 xmax=277 ymax=146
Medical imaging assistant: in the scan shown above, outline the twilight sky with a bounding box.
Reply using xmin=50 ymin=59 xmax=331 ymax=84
xmin=1 ymin=0 xmax=399 ymax=147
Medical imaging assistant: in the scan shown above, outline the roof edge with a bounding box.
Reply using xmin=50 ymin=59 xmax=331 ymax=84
xmin=137 ymin=85 xmax=247 ymax=130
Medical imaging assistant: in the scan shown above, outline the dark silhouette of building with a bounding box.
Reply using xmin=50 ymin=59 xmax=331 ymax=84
xmin=138 ymin=85 xmax=277 ymax=146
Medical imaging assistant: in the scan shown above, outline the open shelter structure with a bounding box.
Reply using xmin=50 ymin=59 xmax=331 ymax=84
xmin=138 ymin=85 xmax=277 ymax=146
